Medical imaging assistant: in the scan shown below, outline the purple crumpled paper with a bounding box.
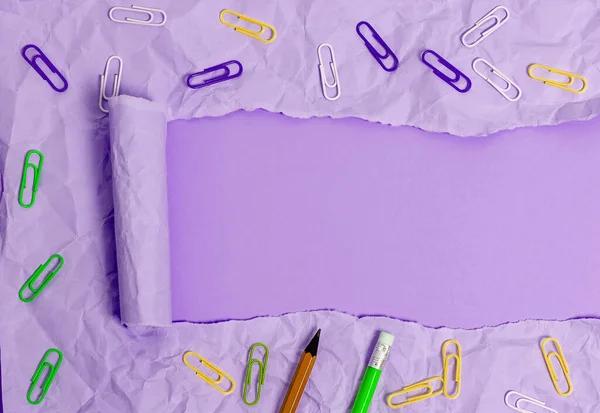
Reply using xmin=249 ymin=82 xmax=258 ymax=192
xmin=1 ymin=0 xmax=600 ymax=137
xmin=0 ymin=92 xmax=599 ymax=413
xmin=3 ymin=0 xmax=600 ymax=411
xmin=109 ymin=98 xmax=172 ymax=327
xmin=2 ymin=306 xmax=600 ymax=412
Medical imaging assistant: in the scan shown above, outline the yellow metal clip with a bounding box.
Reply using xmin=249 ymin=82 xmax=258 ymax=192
xmin=183 ymin=351 xmax=235 ymax=395
xmin=442 ymin=339 xmax=462 ymax=399
xmin=527 ymin=64 xmax=587 ymax=94
xmin=541 ymin=337 xmax=572 ymax=396
xmin=387 ymin=376 xmax=444 ymax=409
xmin=219 ymin=10 xmax=277 ymax=43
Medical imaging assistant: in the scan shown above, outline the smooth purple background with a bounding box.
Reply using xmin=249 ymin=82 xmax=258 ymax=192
xmin=167 ymin=111 xmax=600 ymax=328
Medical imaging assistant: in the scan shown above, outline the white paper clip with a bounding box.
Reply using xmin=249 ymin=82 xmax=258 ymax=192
xmin=317 ymin=43 xmax=341 ymax=101
xmin=472 ymin=58 xmax=521 ymax=102
xmin=108 ymin=5 xmax=167 ymax=27
xmin=505 ymin=391 xmax=558 ymax=413
xmin=461 ymin=6 xmax=510 ymax=48
xmin=99 ymin=56 xmax=123 ymax=114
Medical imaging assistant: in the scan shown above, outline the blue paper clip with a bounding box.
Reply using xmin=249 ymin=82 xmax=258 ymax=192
xmin=421 ymin=50 xmax=471 ymax=93
xmin=21 ymin=45 xmax=68 ymax=93
xmin=356 ymin=21 xmax=399 ymax=72
xmin=186 ymin=60 xmax=243 ymax=89
xmin=19 ymin=254 xmax=64 ymax=303
xmin=27 ymin=348 xmax=63 ymax=405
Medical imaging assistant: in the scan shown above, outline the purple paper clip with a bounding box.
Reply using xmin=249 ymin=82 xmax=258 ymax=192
xmin=421 ymin=50 xmax=471 ymax=93
xmin=21 ymin=45 xmax=68 ymax=93
xmin=186 ymin=60 xmax=243 ymax=89
xmin=356 ymin=21 xmax=399 ymax=72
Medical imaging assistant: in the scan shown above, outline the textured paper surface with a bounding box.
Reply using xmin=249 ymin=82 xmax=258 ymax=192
xmin=3 ymin=0 xmax=600 ymax=411
xmin=1 ymin=309 xmax=600 ymax=412
xmin=1 ymin=0 xmax=600 ymax=137
xmin=2 ymin=95 xmax=600 ymax=412
xmin=109 ymin=98 xmax=172 ymax=326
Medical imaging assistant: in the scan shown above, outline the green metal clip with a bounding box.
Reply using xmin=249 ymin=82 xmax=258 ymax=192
xmin=19 ymin=254 xmax=64 ymax=303
xmin=18 ymin=149 xmax=44 ymax=208
xmin=242 ymin=342 xmax=269 ymax=406
xmin=27 ymin=348 xmax=63 ymax=405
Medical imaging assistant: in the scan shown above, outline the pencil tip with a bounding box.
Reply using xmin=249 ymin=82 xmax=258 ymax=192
xmin=305 ymin=328 xmax=321 ymax=356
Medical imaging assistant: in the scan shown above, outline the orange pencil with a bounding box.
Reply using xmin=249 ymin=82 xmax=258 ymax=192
xmin=278 ymin=329 xmax=321 ymax=413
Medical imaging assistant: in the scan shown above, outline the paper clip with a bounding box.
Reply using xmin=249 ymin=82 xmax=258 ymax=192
xmin=183 ymin=351 xmax=235 ymax=395
xmin=21 ymin=45 xmax=68 ymax=93
xmin=461 ymin=6 xmax=510 ymax=48
xmin=242 ymin=343 xmax=269 ymax=406
xmin=19 ymin=254 xmax=64 ymax=303
xmin=27 ymin=348 xmax=63 ymax=405
xmin=442 ymin=339 xmax=461 ymax=399
xmin=527 ymin=64 xmax=587 ymax=94
xmin=472 ymin=58 xmax=522 ymax=102
xmin=18 ymin=150 xmax=44 ymax=209
xmin=186 ymin=60 xmax=243 ymax=90
xmin=355 ymin=21 xmax=399 ymax=72
xmin=99 ymin=56 xmax=123 ymax=113
xmin=387 ymin=376 xmax=444 ymax=409
xmin=317 ymin=43 xmax=341 ymax=101
xmin=108 ymin=5 xmax=167 ymax=26
xmin=219 ymin=10 xmax=276 ymax=44
xmin=541 ymin=337 xmax=573 ymax=396
xmin=421 ymin=50 xmax=471 ymax=93
xmin=505 ymin=391 xmax=558 ymax=413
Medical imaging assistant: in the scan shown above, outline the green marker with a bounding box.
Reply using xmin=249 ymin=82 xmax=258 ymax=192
xmin=350 ymin=331 xmax=394 ymax=413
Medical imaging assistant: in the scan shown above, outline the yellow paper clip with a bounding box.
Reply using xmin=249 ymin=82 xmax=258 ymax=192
xmin=442 ymin=339 xmax=462 ymax=399
xmin=183 ymin=351 xmax=235 ymax=395
xmin=541 ymin=337 xmax=573 ymax=396
xmin=527 ymin=64 xmax=587 ymax=94
xmin=219 ymin=10 xmax=276 ymax=43
xmin=387 ymin=376 xmax=444 ymax=409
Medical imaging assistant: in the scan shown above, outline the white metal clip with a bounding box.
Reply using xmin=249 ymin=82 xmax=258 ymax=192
xmin=109 ymin=5 xmax=167 ymax=27
xmin=99 ymin=56 xmax=123 ymax=114
xmin=461 ymin=6 xmax=510 ymax=48
xmin=505 ymin=391 xmax=558 ymax=413
xmin=472 ymin=58 xmax=521 ymax=101
xmin=317 ymin=43 xmax=341 ymax=101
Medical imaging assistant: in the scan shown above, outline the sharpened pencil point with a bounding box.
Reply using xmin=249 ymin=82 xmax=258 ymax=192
xmin=305 ymin=329 xmax=321 ymax=356
xmin=278 ymin=328 xmax=321 ymax=413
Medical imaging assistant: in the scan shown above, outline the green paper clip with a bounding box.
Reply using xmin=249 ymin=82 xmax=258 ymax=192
xmin=27 ymin=348 xmax=63 ymax=405
xmin=242 ymin=342 xmax=269 ymax=406
xmin=18 ymin=149 xmax=44 ymax=208
xmin=19 ymin=254 xmax=64 ymax=303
